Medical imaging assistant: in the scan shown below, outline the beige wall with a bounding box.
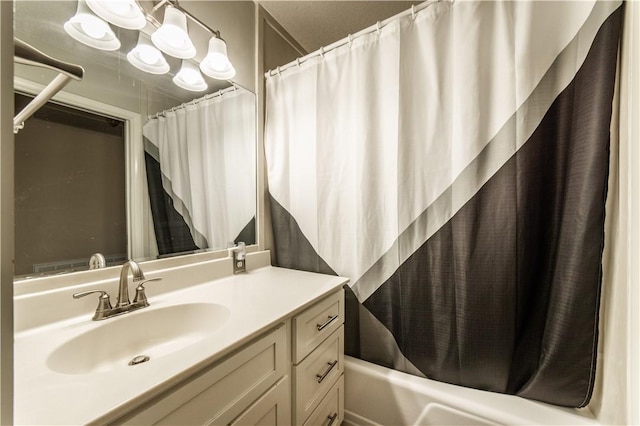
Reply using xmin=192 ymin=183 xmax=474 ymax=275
xmin=0 ymin=2 xmax=14 ymax=423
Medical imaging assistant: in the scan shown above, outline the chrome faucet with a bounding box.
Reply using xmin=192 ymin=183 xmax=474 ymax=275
xmin=73 ymin=260 xmax=161 ymax=320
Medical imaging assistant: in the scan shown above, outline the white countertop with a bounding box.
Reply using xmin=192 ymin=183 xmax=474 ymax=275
xmin=14 ymin=264 xmax=348 ymax=425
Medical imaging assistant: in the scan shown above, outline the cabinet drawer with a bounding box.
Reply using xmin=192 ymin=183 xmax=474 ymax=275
xmin=293 ymin=290 xmax=344 ymax=364
xmin=228 ymin=377 xmax=291 ymax=426
xmin=293 ymin=326 xmax=344 ymax=424
xmin=303 ymin=374 xmax=343 ymax=426
xmin=121 ymin=326 xmax=287 ymax=425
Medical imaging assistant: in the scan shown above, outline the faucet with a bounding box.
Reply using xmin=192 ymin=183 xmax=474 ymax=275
xmin=73 ymin=260 xmax=161 ymax=320
xmin=117 ymin=260 xmax=145 ymax=308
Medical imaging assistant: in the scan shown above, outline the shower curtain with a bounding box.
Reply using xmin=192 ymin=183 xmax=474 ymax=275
xmin=264 ymin=0 xmax=623 ymax=407
xmin=144 ymin=88 xmax=256 ymax=255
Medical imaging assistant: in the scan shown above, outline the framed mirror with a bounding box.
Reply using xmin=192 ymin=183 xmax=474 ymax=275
xmin=13 ymin=0 xmax=257 ymax=279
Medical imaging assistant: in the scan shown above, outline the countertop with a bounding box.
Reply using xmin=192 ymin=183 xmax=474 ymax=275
xmin=14 ymin=264 xmax=348 ymax=425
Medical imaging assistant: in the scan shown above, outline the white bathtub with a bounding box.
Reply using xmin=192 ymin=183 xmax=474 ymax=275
xmin=343 ymin=356 xmax=600 ymax=426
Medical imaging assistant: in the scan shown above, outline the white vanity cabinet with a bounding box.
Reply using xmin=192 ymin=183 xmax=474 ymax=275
xmin=111 ymin=288 xmax=345 ymax=426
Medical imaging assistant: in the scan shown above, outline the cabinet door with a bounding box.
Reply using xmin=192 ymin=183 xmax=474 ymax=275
xmin=293 ymin=326 xmax=344 ymax=424
xmin=227 ymin=377 xmax=291 ymax=426
xmin=119 ymin=326 xmax=287 ymax=425
xmin=303 ymin=375 xmax=343 ymax=426
xmin=293 ymin=291 xmax=344 ymax=364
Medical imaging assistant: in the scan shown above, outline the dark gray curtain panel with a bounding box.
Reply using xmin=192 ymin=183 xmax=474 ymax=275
xmin=144 ymin=151 xmax=200 ymax=256
xmin=265 ymin=2 xmax=623 ymax=407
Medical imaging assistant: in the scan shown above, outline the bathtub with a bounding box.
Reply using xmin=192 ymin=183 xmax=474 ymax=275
xmin=343 ymin=356 xmax=600 ymax=426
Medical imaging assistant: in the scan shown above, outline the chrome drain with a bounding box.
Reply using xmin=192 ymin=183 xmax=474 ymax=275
xmin=128 ymin=355 xmax=150 ymax=366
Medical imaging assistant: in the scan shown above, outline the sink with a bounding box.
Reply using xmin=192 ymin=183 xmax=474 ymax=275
xmin=47 ymin=303 xmax=230 ymax=375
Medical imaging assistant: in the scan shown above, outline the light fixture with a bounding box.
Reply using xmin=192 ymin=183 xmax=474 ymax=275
xmin=86 ymin=0 xmax=146 ymax=30
xmin=127 ymin=32 xmax=169 ymax=74
xmin=173 ymin=60 xmax=207 ymax=92
xmin=64 ymin=0 xmax=120 ymax=51
xmin=200 ymin=35 xmax=236 ymax=80
xmin=151 ymin=5 xmax=196 ymax=59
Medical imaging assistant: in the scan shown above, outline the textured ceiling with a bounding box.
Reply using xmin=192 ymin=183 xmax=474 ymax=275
xmin=258 ymin=1 xmax=416 ymax=53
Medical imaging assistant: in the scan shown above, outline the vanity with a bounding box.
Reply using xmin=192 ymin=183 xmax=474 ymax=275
xmin=13 ymin=251 xmax=348 ymax=425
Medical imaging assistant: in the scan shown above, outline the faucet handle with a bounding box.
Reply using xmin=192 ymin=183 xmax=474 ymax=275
xmin=73 ymin=290 xmax=112 ymax=320
xmin=133 ymin=277 xmax=162 ymax=307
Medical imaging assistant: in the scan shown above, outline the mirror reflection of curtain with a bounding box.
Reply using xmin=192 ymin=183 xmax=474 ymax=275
xmin=143 ymin=88 xmax=256 ymax=255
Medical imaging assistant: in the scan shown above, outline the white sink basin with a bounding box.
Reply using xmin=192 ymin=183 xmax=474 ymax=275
xmin=47 ymin=303 xmax=230 ymax=375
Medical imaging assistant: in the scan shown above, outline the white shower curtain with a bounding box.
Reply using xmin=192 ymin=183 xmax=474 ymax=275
xmin=144 ymin=88 xmax=256 ymax=251
xmin=265 ymin=0 xmax=622 ymax=407
xmin=266 ymin=0 xmax=619 ymax=303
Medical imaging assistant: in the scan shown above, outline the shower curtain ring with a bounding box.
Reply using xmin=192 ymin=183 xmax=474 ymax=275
xmin=348 ymin=34 xmax=353 ymax=47
xmin=376 ymin=21 xmax=381 ymax=36
xmin=411 ymin=5 xmax=416 ymax=19
xmin=296 ymin=58 xmax=301 ymax=68
xmin=320 ymin=47 xmax=325 ymax=58
xmin=277 ymin=66 xmax=282 ymax=76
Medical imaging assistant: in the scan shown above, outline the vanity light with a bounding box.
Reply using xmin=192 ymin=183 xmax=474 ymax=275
xmin=173 ymin=60 xmax=207 ymax=92
xmin=151 ymin=5 xmax=196 ymax=59
xmin=86 ymin=0 xmax=146 ymax=30
xmin=127 ymin=33 xmax=170 ymax=74
xmin=200 ymin=35 xmax=236 ymax=80
xmin=64 ymin=0 xmax=120 ymax=51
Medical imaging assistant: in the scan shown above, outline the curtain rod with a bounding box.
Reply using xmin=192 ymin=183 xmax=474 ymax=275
xmin=265 ymin=0 xmax=448 ymax=79
xmin=148 ymin=84 xmax=240 ymax=120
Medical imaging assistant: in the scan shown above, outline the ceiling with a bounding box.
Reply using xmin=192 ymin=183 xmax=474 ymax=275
xmin=258 ymin=1 xmax=416 ymax=53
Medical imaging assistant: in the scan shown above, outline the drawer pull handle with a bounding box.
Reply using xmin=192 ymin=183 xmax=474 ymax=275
xmin=317 ymin=314 xmax=339 ymax=331
xmin=316 ymin=360 xmax=338 ymax=383
xmin=327 ymin=413 xmax=338 ymax=426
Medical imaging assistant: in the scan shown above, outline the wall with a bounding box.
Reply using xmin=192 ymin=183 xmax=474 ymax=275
xmin=0 ymin=2 xmax=13 ymax=423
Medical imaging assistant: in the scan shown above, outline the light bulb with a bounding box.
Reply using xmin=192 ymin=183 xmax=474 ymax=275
xmin=200 ymin=35 xmax=236 ymax=80
xmin=181 ymin=69 xmax=200 ymax=85
xmin=151 ymin=6 xmax=196 ymax=59
xmin=108 ymin=1 xmax=130 ymax=15
xmin=137 ymin=45 xmax=161 ymax=65
xmin=64 ymin=0 xmax=120 ymax=51
xmin=204 ymin=53 xmax=229 ymax=71
xmin=79 ymin=16 xmax=108 ymax=39
xmin=127 ymin=32 xmax=169 ymax=74
xmin=86 ymin=0 xmax=146 ymax=30
xmin=163 ymin=26 xmax=186 ymax=48
xmin=173 ymin=60 xmax=206 ymax=91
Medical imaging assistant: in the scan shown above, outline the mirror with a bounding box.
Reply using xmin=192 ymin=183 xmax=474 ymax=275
xmin=13 ymin=0 xmax=257 ymax=279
